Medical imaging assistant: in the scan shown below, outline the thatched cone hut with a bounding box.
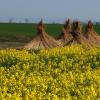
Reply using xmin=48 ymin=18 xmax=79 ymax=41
xmin=57 ymin=19 xmax=73 ymax=45
xmin=83 ymin=20 xmax=100 ymax=47
xmin=23 ymin=20 xmax=61 ymax=50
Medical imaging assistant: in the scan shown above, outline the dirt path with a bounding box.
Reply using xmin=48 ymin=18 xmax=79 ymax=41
xmin=0 ymin=42 xmax=26 ymax=49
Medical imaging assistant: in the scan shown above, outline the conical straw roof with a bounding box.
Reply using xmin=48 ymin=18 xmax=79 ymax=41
xmin=23 ymin=20 xmax=61 ymax=50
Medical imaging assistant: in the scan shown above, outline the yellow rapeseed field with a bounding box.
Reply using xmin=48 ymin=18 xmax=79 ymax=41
xmin=0 ymin=45 xmax=100 ymax=100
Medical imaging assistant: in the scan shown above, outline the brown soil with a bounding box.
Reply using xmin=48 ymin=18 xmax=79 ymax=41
xmin=0 ymin=42 xmax=25 ymax=49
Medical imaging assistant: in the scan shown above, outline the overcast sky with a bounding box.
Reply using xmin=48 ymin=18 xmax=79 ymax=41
xmin=0 ymin=0 xmax=100 ymax=22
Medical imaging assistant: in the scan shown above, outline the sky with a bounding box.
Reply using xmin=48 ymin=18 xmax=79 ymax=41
xmin=0 ymin=0 xmax=100 ymax=23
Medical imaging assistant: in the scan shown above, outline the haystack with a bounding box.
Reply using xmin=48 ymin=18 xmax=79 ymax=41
xmin=83 ymin=20 xmax=100 ymax=47
xmin=57 ymin=19 xmax=73 ymax=45
xmin=66 ymin=21 xmax=93 ymax=47
xmin=57 ymin=20 xmax=93 ymax=47
xmin=23 ymin=20 xmax=60 ymax=50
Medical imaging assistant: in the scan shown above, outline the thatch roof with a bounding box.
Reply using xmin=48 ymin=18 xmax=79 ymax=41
xmin=23 ymin=20 xmax=61 ymax=50
xmin=84 ymin=20 xmax=100 ymax=47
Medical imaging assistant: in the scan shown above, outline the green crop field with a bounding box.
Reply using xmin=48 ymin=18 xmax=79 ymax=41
xmin=0 ymin=23 xmax=100 ymax=42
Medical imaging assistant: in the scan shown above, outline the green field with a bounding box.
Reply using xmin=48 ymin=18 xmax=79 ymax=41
xmin=0 ymin=23 xmax=100 ymax=42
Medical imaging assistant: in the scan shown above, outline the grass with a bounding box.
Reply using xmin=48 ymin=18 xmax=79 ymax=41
xmin=0 ymin=23 xmax=100 ymax=42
